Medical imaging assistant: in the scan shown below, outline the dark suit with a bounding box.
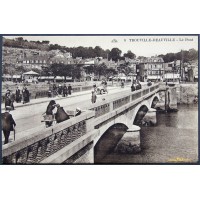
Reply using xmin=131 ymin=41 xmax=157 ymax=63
xmin=16 ymin=89 xmax=21 ymax=102
xmin=5 ymin=95 xmax=11 ymax=108
xmin=2 ymin=112 xmax=16 ymax=144
xmin=68 ymin=85 xmax=72 ymax=95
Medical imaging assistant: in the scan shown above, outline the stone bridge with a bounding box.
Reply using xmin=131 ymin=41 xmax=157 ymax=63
xmin=2 ymin=83 xmax=177 ymax=164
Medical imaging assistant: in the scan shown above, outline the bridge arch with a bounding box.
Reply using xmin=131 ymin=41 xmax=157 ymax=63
xmin=131 ymin=99 xmax=150 ymax=125
xmin=151 ymin=95 xmax=159 ymax=108
xmin=93 ymin=122 xmax=128 ymax=147
xmin=94 ymin=123 xmax=128 ymax=163
xmin=133 ymin=105 xmax=149 ymax=125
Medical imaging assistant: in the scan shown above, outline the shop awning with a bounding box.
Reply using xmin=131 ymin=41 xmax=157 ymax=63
xmin=13 ymin=75 xmax=21 ymax=78
xmin=3 ymin=75 xmax=12 ymax=78
xmin=23 ymin=70 xmax=39 ymax=75
xmin=148 ymin=76 xmax=160 ymax=80
xmin=55 ymin=76 xmax=65 ymax=80
xmin=164 ymin=74 xmax=180 ymax=79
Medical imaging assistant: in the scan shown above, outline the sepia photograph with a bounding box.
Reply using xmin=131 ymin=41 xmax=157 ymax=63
xmin=1 ymin=35 xmax=199 ymax=164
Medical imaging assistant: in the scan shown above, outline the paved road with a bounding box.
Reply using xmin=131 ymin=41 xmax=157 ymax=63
xmin=2 ymin=85 xmax=133 ymax=143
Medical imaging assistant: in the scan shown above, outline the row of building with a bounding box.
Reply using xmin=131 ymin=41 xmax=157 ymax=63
xmin=125 ymin=57 xmax=198 ymax=83
xmin=2 ymin=46 xmax=198 ymax=83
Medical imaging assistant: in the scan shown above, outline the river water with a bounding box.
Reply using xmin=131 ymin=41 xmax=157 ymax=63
xmin=94 ymin=104 xmax=198 ymax=164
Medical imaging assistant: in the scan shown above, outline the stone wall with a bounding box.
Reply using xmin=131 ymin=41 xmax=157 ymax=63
xmin=177 ymin=83 xmax=198 ymax=104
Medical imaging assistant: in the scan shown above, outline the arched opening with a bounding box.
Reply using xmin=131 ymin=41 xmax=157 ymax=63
xmin=151 ymin=96 xmax=159 ymax=108
xmin=133 ymin=105 xmax=149 ymax=125
xmin=94 ymin=123 xmax=128 ymax=163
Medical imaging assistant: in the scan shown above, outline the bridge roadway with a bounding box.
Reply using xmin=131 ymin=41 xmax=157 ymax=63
xmin=2 ymin=84 xmax=143 ymax=143
xmin=2 ymin=83 xmax=163 ymax=164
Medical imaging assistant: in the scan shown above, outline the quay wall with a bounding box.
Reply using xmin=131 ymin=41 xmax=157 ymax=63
xmin=176 ymin=83 xmax=198 ymax=104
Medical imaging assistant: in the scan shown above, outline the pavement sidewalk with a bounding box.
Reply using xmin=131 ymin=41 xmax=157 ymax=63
xmin=1 ymin=86 xmax=120 ymax=111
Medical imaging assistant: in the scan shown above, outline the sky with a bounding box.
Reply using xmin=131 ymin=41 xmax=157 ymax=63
xmin=5 ymin=35 xmax=198 ymax=57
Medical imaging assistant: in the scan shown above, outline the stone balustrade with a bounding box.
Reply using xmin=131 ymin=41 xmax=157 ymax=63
xmin=2 ymin=83 xmax=160 ymax=164
xmin=89 ymin=84 xmax=159 ymax=119
xmin=2 ymin=110 xmax=95 ymax=164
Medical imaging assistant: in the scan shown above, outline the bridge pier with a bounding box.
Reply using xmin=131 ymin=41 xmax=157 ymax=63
xmin=165 ymin=86 xmax=178 ymax=111
xmin=168 ymin=86 xmax=178 ymax=109
xmin=115 ymin=125 xmax=141 ymax=154
xmin=142 ymin=108 xmax=157 ymax=125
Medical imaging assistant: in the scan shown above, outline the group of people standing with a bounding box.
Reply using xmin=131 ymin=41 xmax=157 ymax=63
xmin=131 ymin=80 xmax=142 ymax=92
xmin=4 ymin=86 xmax=30 ymax=110
xmin=50 ymin=84 xmax=72 ymax=97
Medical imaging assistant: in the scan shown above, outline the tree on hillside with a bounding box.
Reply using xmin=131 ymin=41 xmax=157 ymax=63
xmin=85 ymin=65 xmax=95 ymax=74
xmin=49 ymin=63 xmax=72 ymax=80
xmin=94 ymin=46 xmax=103 ymax=57
xmin=95 ymin=62 xmax=108 ymax=79
xmin=16 ymin=37 xmax=24 ymax=42
xmin=109 ymin=48 xmax=122 ymax=62
xmin=124 ymin=50 xmax=136 ymax=59
xmin=49 ymin=63 xmax=81 ymax=81
xmin=117 ymin=63 xmax=131 ymax=76
xmin=158 ymin=53 xmax=176 ymax=63
xmin=106 ymin=67 xmax=117 ymax=78
xmin=42 ymin=40 xmax=50 ymax=44
xmin=188 ymin=48 xmax=198 ymax=61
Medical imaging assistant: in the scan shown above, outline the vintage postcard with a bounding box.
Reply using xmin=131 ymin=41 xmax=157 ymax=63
xmin=1 ymin=35 xmax=199 ymax=164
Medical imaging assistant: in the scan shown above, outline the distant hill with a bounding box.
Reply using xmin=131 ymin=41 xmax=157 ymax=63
xmin=3 ymin=37 xmax=49 ymax=51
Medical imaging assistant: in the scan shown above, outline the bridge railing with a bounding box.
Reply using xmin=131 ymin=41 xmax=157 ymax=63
xmin=89 ymin=83 xmax=159 ymax=118
xmin=2 ymin=110 xmax=95 ymax=164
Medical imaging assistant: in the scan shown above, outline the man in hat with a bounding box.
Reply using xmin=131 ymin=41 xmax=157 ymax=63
xmin=68 ymin=84 xmax=72 ymax=95
xmin=15 ymin=86 xmax=21 ymax=103
xmin=2 ymin=106 xmax=16 ymax=144
xmin=62 ymin=84 xmax=68 ymax=97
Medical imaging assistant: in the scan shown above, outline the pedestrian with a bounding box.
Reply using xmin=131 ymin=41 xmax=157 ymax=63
xmin=53 ymin=83 xmax=57 ymax=96
xmin=131 ymin=83 xmax=136 ymax=92
xmin=22 ymin=87 xmax=26 ymax=104
xmin=63 ymin=85 xmax=68 ymax=97
xmin=55 ymin=104 xmax=70 ymax=123
xmin=45 ymin=100 xmax=57 ymax=127
xmin=15 ymin=86 xmax=21 ymax=103
xmin=121 ymin=81 xmax=124 ymax=88
xmin=10 ymin=92 xmax=15 ymax=110
xmin=91 ymin=91 xmax=97 ymax=103
xmin=2 ymin=106 xmax=16 ymax=144
xmin=24 ymin=87 xmax=30 ymax=103
xmin=104 ymin=80 xmax=108 ymax=93
xmin=5 ymin=92 xmax=11 ymax=109
xmin=68 ymin=84 xmax=72 ymax=95
xmin=93 ymin=83 xmax=96 ymax=88
xmin=147 ymin=80 xmax=152 ymax=86
xmin=136 ymin=79 xmax=142 ymax=90
xmin=58 ymin=85 xmax=62 ymax=95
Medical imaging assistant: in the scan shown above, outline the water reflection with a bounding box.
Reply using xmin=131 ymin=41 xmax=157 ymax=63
xmin=94 ymin=104 xmax=198 ymax=164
